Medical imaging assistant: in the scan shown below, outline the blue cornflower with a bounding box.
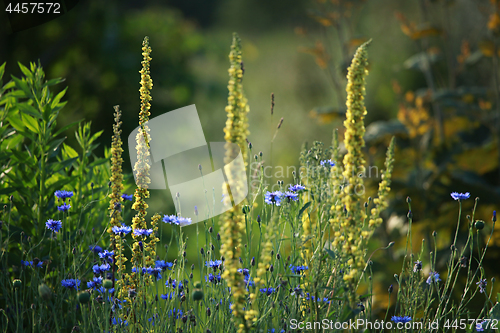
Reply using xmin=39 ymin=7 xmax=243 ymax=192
xmin=476 ymin=320 xmax=485 ymax=332
xmin=426 ymin=271 xmax=441 ymax=285
xmin=177 ymin=216 xmax=192 ymax=226
xmin=21 ymin=260 xmax=43 ymax=268
xmin=99 ymin=250 xmax=114 ymax=263
xmin=61 ymin=279 xmax=80 ymax=290
xmin=87 ymin=276 xmax=103 ymax=289
xmin=133 ymin=228 xmax=153 ymax=237
xmin=391 ymin=316 xmax=412 ymax=324
xmin=291 ymin=285 xmax=305 ymax=297
xmin=477 ymin=279 xmax=487 ymax=293
xmin=161 ymin=293 xmax=175 ymax=300
xmin=206 ymin=260 xmax=222 ymax=268
xmin=155 ymin=260 xmax=173 ymax=271
xmin=89 ymin=245 xmax=103 ymax=253
xmin=93 ymin=263 xmax=111 ymax=275
xmin=45 ymin=219 xmax=62 ymax=233
xmin=290 ymin=264 xmax=309 ymax=274
xmin=54 ymin=190 xmax=73 ymax=201
xmin=112 ymin=318 xmax=128 ymax=326
xmin=148 ymin=314 xmax=159 ymax=326
xmin=165 ymin=279 xmax=183 ymax=290
xmin=146 ymin=267 xmax=163 ymax=280
xmin=57 ymin=203 xmax=71 ymax=212
xmin=450 ymin=192 xmax=470 ymax=201
xmin=283 ymin=191 xmax=299 ymax=202
xmin=288 ymin=184 xmax=306 ymax=192
xmin=131 ymin=267 xmax=147 ymax=275
xmin=121 ymin=194 xmax=133 ymax=201
xmin=238 ymin=268 xmax=250 ymax=277
xmin=264 ymin=191 xmax=283 ymax=206
xmin=206 ymin=273 xmax=222 ymax=284
xmin=320 ymin=159 xmax=335 ymax=168
xmin=413 ymin=260 xmax=422 ymax=272
xmin=112 ymin=225 xmax=132 ymax=236
xmin=96 ymin=286 xmax=115 ymax=294
xmin=167 ymin=308 xmax=183 ymax=319
xmin=259 ymin=287 xmax=276 ymax=295
xmin=244 ymin=277 xmax=254 ymax=288
xmin=162 ymin=215 xmax=178 ymax=224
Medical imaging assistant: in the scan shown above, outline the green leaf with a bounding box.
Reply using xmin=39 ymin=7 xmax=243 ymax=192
xmin=0 ymin=188 xmax=16 ymax=195
xmin=298 ymin=201 xmax=312 ymax=219
xmin=48 ymin=157 xmax=78 ymax=174
xmin=0 ymin=62 xmax=6 ymax=81
xmin=8 ymin=115 xmax=26 ymax=132
xmin=11 ymin=76 xmax=33 ymax=99
xmin=22 ymin=113 xmax=40 ymax=133
xmin=324 ymin=248 xmax=336 ymax=260
xmin=48 ymin=137 xmax=66 ymax=154
xmin=18 ymin=62 xmax=33 ymax=80
xmin=62 ymin=143 xmax=79 ymax=159
xmin=88 ymin=158 xmax=108 ymax=168
xmin=44 ymin=78 xmax=65 ymax=88
xmin=18 ymin=103 xmax=42 ymax=120
xmin=51 ymin=87 xmax=67 ymax=109
xmin=46 ymin=177 xmax=75 ymax=197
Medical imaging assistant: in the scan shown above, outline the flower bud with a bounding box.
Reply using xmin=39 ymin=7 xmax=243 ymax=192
xmin=192 ymin=289 xmax=204 ymax=301
xmin=475 ymin=220 xmax=485 ymax=230
xmin=77 ymin=291 xmax=90 ymax=304
xmin=13 ymin=279 xmax=22 ymax=289
xmin=103 ymin=279 xmax=113 ymax=289
xmin=38 ymin=283 xmax=52 ymax=301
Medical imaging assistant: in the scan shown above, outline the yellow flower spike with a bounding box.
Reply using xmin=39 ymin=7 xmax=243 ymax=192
xmin=219 ymin=32 xmax=253 ymax=333
xmin=108 ymin=105 xmax=128 ymax=301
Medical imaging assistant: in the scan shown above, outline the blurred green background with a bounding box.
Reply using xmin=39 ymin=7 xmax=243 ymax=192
xmin=2 ymin=0 xmax=500 ymax=316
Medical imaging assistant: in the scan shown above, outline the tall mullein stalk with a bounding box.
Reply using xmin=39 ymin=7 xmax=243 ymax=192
xmin=337 ymin=41 xmax=371 ymax=295
xmin=108 ymin=105 xmax=125 ymax=293
xmin=254 ymin=212 xmax=277 ymax=290
xmin=129 ymin=36 xmax=153 ymax=307
xmin=367 ymin=137 xmax=395 ymax=231
xmin=220 ymin=32 xmax=252 ymax=333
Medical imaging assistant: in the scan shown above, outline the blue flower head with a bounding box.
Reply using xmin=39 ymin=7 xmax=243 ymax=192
xmin=391 ymin=316 xmax=412 ymax=324
xmin=450 ymin=192 xmax=470 ymax=201
xmin=426 ymin=271 xmax=441 ymax=285
xmin=283 ymin=191 xmax=299 ymax=202
xmin=57 ymin=203 xmax=71 ymax=212
xmin=98 ymin=250 xmax=114 ymax=263
xmin=290 ymin=264 xmax=309 ymax=274
xmin=265 ymin=191 xmax=283 ymax=206
xmin=112 ymin=225 xmax=132 ymax=236
xmin=61 ymin=279 xmax=80 ymax=290
xmin=54 ymin=190 xmax=73 ymax=201
xmin=476 ymin=279 xmax=487 ymax=293
xmin=320 ymin=159 xmax=335 ymax=168
xmin=45 ymin=219 xmax=62 ymax=233
xmin=121 ymin=194 xmax=133 ymax=201
xmin=89 ymin=245 xmax=103 ymax=253
xmin=133 ymin=228 xmax=153 ymax=237
xmin=288 ymin=184 xmax=306 ymax=192
xmin=259 ymin=287 xmax=276 ymax=295
xmin=205 ymin=260 xmax=222 ymax=268
xmin=155 ymin=260 xmax=173 ymax=271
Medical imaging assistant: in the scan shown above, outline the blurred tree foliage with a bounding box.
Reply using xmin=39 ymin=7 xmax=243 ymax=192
xmin=0 ymin=0 xmax=203 ymax=172
xmin=299 ymin=0 xmax=500 ymax=315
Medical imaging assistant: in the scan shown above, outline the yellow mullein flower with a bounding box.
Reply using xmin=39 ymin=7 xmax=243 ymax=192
xmin=108 ymin=105 xmax=127 ymax=295
xmin=219 ymin=32 xmax=253 ymax=333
